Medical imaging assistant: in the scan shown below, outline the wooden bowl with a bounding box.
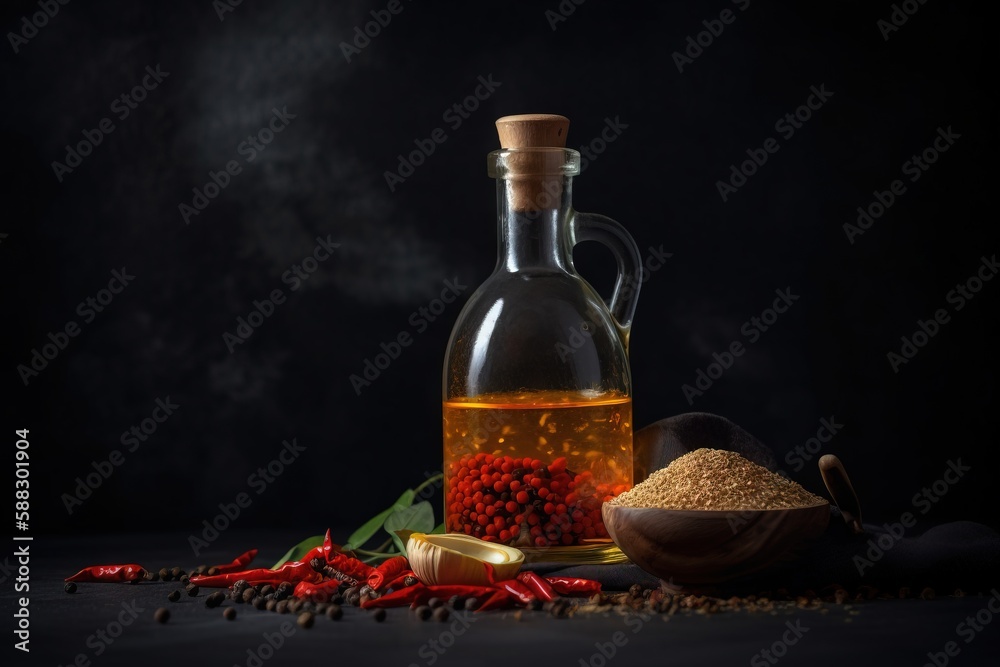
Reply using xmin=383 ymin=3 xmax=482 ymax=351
xmin=602 ymin=501 xmax=829 ymax=587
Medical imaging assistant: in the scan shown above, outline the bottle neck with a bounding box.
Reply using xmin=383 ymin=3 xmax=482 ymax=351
xmin=497 ymin=176 xmax=574 ymax=273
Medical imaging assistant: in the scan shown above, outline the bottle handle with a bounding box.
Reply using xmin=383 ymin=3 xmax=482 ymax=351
xmin=570 ymin=211 xmax=642 ymax=343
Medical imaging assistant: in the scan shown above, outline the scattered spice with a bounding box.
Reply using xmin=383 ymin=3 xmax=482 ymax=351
xmin=297 ymin=612 xmax=314 ymax=629
xmin=64 ymin=582 xmax=77 ymax=594
xmin=186 ymin=585 xmax=200 ymax=597
xmin=326 ymin=605 xmax=343 ymax=620
xmin=609 ymin=449 xmax=825 ymax=510
xmin=373 ymin=608 xmax=387 ymax=622
xmin=167 ymin=590 xmax=181 ymax=602
xmin=154 ymin=608 xmax=170 ymax=624
xmin=223 ymin=607 xmax=237 ymax=620
xmin=432 ymin=606 xmax=450 ymax=622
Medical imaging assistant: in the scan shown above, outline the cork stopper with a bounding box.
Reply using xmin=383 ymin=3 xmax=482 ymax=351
xmin=494 ymin=114 xmax=571 ymax=211
xmin=495 ymin=114 xmax=569 ymax=149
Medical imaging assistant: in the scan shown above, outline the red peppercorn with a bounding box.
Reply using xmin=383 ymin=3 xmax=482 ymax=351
xmin=505 ymin=501 xmax=518 ymax=514
xmin=515 ymin=491 xmax=529 ymax=504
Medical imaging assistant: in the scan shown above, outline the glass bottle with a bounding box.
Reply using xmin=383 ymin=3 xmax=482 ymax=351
xmin=442 ymin=114 xmax=642 ymax=563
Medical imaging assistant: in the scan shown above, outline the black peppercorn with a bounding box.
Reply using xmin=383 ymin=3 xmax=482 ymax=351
xmin=186 ymin=585 xmax=199 ymax=597
xmin=167 ymin=590 xmax=181 ymax=602
xmin=326 ymin=604 xmax=343 ymax=620
xmin=64 ymin=582 xmax=77 ymax=594
xmin=297 ymin=612 xmax=314 ymax=629
xmin=223 ymin=607 xmax=236 ymax=620
xmin=154 ymin=608 xmax=170 ymax=624
xmin=432 ymin=606 xmax=450 ymax=622
xmin=373 ymin=608 xmax=386 ymax=622
xmin=415 ymin=605 xmax=432 ymax=620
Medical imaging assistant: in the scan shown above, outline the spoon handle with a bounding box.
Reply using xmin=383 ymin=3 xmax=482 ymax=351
xmin=818 ymin=454 xmax=864 ymax=535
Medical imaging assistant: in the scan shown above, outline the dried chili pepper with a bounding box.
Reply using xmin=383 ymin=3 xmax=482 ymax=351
xmin=367 ymin=556 xmax=409 ymax=591
xmin=385 ymin=570 xmax=415 ymax=591
xmin=293 ymin=579 xmax=344 ymax=602
xmin=493 ymin=578 xmax=535 ymax=605
xmin=65 ymin=564 xmax=146 ymax=583
xmin=327 ymin=553 xmax=375 ymax=580
xmin=544 ymin=576 xmax=601 ymax=596
xmin=287 ymin=530 xmax=344 ymax=569
xmin=211 ymin=549 xmax=258 ymax=574
xmin=477 ymin=589 xmax=517 ymax=611
xmin=517 ymin=571 xmax=557 ymax=602
xmin=190 ymin=561 xmax=320 ymax=588
xmin=360 ymin=584 xmax=428 ymax=608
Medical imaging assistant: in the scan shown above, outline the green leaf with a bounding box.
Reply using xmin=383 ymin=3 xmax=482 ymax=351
xmin=270 ymin=535 xmax=323 ymax=570
xmin=342 ymin=488 xmax=415 ymax=551
xmin=384 ymin=501 xmax=435 ymax=555
xmin=430 ymin=522 xmax=446 ymax=534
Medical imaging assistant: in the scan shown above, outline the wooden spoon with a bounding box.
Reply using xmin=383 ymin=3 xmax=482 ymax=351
xmin=819 ymin=454 xmax=864 ymax=535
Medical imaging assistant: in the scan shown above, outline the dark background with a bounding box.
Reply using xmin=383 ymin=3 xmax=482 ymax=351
xmin=2 ymin=0 xmax=996 ymax=540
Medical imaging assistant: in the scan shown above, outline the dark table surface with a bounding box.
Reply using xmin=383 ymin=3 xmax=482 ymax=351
xmin=7 ymin=531 xmax=1000 ymax=667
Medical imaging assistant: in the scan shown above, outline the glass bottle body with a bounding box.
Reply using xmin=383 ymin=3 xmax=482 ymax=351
xmin=443 ymin=149 xmax=642 ymax=558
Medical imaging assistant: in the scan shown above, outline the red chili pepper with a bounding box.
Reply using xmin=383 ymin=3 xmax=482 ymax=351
xmin=361 ymin=584 xmax=428 ymax=608
xmin=328 ymin=553 xmax=376 ymax=580
xmin=297 ymin=545 xmax=325 ymax=565
xmin=368 ymin=556 xmax=409 ymax=591
xmin=293 ymin=579 xmax=344 ymax=602
xmin=517 ymin=571 xmax=557 ymax=602
xmin=385 ymin=570 xmax=415 ymax=591
xmin=321 ymin=528 xmax=342 ymax=561
xmin=65 ymin=564 xmax=146 ymax=583
xmin=211 ymin=549 xmax=258 ymax=574
xmin=190 ymin=561 xmax=320 ymax=588
xmin=477 ymin=589 xmax=517 ymax=611
xmin=494 ymin=578 xmax=535 ymax=604
xmin=544 ymin=576 xmax=601 ymax=596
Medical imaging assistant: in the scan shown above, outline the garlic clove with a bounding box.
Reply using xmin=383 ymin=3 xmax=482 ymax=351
xmin=406 ymin=533 xmax=524 ymax=586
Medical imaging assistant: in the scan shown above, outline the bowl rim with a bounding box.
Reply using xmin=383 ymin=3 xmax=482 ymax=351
xmin=603 ymin=500 xmax=831 ymax=516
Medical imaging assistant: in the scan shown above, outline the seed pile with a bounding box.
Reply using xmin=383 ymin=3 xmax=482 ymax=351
xmin=609 ymin=448 xmax=825 ymax=510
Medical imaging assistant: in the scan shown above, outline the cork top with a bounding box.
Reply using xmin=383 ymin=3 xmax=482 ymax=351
xmin=495 ymin=114 xmax=570 ymax=149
